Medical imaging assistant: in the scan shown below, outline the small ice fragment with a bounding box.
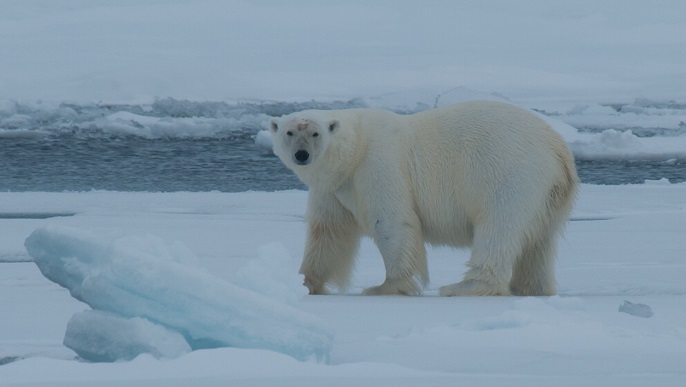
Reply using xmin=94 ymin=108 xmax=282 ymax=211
xmin=619 ymin=300 xmax=653 ymax=318
xmin=643 ymin=177 xmax=671 ymax=185
xmin=64 ymin=310 xmax=191 ymax=362
xmin=255 ymin=129 xmax=273 ymax=151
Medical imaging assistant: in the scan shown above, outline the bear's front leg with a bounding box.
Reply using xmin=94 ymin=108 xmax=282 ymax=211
xmin=299 ymin=193 xmax=360 ymax=294
xmin=362 ymin=217 xmax=428 ymax=296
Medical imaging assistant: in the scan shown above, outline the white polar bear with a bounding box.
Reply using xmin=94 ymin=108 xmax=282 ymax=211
xmin=270 ymin=101 xmax=578 ymax=296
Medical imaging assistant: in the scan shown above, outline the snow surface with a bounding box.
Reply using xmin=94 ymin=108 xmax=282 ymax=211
xmin=1 ymin=185 xmax=686 ymax=385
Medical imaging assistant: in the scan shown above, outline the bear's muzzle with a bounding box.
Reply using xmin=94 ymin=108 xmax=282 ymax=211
xmin=294 ymin=150 xmax=310 ymax=165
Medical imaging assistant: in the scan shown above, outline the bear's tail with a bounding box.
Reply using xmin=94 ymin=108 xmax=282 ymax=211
xmin=549 ymin=145 xmax=579 ymax=222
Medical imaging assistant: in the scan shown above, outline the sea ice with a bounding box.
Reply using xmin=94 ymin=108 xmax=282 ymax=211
xmin=64 ymin=310 xmax=191 ymax=362
xmin=233 ymin=242 xmax=307 ymax=306
xmin=25 ymin=226 xmax=334 ymax=362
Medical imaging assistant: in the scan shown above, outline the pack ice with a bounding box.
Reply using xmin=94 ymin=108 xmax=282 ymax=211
xmin=24 ymin=226 xmax=333 ymax=363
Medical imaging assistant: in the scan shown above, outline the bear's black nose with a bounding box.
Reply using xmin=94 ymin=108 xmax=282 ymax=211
xmin=294 ymin=150 xmax=310 ymax=164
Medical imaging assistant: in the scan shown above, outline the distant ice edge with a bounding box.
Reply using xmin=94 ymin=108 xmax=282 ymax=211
xmin=4 ymin=93 xmax=686 ymax=163
xmin=24 ymin=225 xmax=334 ymax=363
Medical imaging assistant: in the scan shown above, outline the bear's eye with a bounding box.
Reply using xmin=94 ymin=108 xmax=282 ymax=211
xmin=312 ymin=132 xmax=319 ymax=137
xmin=286 ymin=131 xmax=293 ymax=136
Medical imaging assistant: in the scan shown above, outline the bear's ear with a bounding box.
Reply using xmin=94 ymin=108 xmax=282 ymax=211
xmin=270 ymin=118 xmax=279 ymax=133
xmin=328 ymin=119 xmax=339 ymax=132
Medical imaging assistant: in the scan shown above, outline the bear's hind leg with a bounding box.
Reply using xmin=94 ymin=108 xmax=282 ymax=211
xmin=439 ymin=223 xmax=518 ymax=296
xmin=509 ymin=231 xmax=558 ymax=296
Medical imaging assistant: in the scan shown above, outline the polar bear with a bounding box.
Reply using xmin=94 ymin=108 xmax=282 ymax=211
xmin=270 ymin=100 xmax=578 ymax=296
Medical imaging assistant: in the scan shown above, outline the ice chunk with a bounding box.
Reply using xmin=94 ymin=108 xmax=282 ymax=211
xmin=64 ymin=310 xmax=191 ymax=362
xmin=233 ymin=242 xmax=307 ymax=306
xmin=254 ymin=129 xmax=273 ymax=151
xmin=644 ymin=177 xmax=672 ymax=185
xmin=25 ymin=226 xmax=333 ymax=362
xmin=619 ymin=300 xmax=653 ymax=318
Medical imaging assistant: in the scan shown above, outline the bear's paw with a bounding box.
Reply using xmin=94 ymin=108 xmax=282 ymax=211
xmin=439 ymin=279 xmax=511 ymax=297
xmin=362 ymin=278 xmax=422 ymax=296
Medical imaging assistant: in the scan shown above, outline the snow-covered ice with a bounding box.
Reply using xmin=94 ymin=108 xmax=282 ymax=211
xmin=25 ymin=226 xmax=333 ymax=363
xmin=233 ymin=242 xmax=308 ymax=306
xmin=1 ymin=185 xmax=686 ymax=385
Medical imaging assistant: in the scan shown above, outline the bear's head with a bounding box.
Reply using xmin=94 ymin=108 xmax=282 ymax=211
xmin=270 ymin=112 xmax=340 ymax=168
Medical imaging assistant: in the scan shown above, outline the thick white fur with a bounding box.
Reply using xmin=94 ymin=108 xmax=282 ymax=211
xmin=270 ymin=101 xmax=578 ymax=296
